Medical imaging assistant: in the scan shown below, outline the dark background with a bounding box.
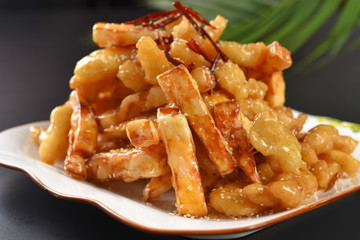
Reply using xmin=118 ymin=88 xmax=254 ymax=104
xmin=0 ymin=1 xmax=359 ymax=240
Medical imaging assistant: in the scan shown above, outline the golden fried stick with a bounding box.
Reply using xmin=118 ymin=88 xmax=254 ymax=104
xmin=213 ymin=101 xmax=261 ymax=183
xmin=126 ymin=119 xmax=160 ymax=148
xmin=136 ymin=36 xmax=172 ymax=85
xmin=217 ymin=41 xmax=267 ymax=69
xmin=102 ymin=121 xmax=129 ymax=139
xmin=157 ymin=65 xmax=235 ymax=175
xmin=143 ymin=172 xmax=173 ymax=202
xmin=65 ymin=91 xmax=98 ymax=179
xmin=117 ymin=86 xmax=168 ymax=121
xmin=87 ymin=143 xmax=169 ymax=182
xmin=157 ymin=107 xmax=208 ymax=217
xmin=190 ymin=66 xmax=216 ymax=92
xmin=261 ymin=41 xmax=292 ymax=73
xmin=93 ymin=22 xmax=159 ymax=48
xmin=36 ymin=102 xmax=72 ymax=165
xmin=264 ymin=71 xmax=286 ymax=108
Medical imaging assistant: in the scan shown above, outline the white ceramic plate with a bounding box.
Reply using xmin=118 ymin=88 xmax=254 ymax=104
xmin=0 ymin=112 xmax=360 ymax=239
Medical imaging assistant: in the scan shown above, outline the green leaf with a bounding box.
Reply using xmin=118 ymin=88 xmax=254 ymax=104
xmin=140 ymin=0 xmax=284 ymax=22
xmin=263 ymin=0 xmax=320 ymax=46
xmin=292 ymin=0 xmax=360 ymax=73
xmin=283 ymin=0 xmax=341 ymax=52
xmin=349 ymin=37 xmax=360 ymax=51
xmin=221 ymin=1 xmax=290 ymax=41
xmin=235 ymin=1 xmax=295 ymax=44
xmin=139 ymin=0 xmax=360 ymax=73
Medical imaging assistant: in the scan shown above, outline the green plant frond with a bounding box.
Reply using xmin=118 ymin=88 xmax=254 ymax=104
xmin=263 ymin=0 xmax=320 ymax=46
xmin=284 ymin=0 xmax=342 ymax=52
xmin=349 ymin=36 xmax=360 ymax=51
xmin=221 ymin=1 xmax=291 ymax=41
xmin=292 ymin=0 xmax=360 ymax=74
xmin=139 ymin=0 xmax=360 ymax=73
xmin=328 ymin=0 xmax=360 ymax=56
xmin=233 ymin=1 xmax=296 ymax=44
xmin=140 ymin=0 xmax=285 ymax=22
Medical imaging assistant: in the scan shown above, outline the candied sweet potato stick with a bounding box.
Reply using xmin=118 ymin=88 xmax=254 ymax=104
xmin=87 ymin=143 xmax=169 ymax=182
xmin=37 ymin=102 xmax=72 ymax=165
xmin=157 ymin=65 xmax=235 ymax=175
xmin=264 ymin=71 xmax=286 ymax=108
xmin=93 ymin=22 xmax=158 ymax=48
xmin=136 ymin=36 xmax=172 ymax=85
xmin=126 ymin=119 xmax=160 ymax=148
xmin=213 ymin=101 xmax=261 ymax=183
xmin=143 ymin=172 xmax=173 ymax=202
xmin=65 ymin=91 xmax=98 ymax=179
xmin=117 ymin=86 xmax=168 ymax=121
xmin=157 ymin=107 xmax=208 ymax=217
xmin=69 ymin=91 xmax=98 ymax=155
xmin=261 ymin=41 xmax=292 ymax=73
xmin=190 ymin=66 xmax=216 ymax=92
xmin=103 ymin=121 xmax=129 ymax=139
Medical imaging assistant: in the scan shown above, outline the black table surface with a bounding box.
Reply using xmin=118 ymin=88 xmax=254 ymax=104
xmin=1 ymin=7 xmax=360 ymax=240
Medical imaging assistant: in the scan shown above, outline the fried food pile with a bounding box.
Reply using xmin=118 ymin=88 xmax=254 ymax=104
xmin=30 ymin=2 xmax=359 ymax=218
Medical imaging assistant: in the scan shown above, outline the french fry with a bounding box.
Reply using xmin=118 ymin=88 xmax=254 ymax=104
xmin=201 ymin=90 xmax=231 ymax=112
xmin=71 ymin=47 xmax=135 ymax=103
xmin=69 ymin=91 xmax=98 ymax=155
xmin=103 ymin=112 xmax=157 ymax=139
xmin=157 ymin=107 xmax=208 ymax=217
xmin=205 ymin=15 xmax=228 ymax=42
xmin=143 ymin=172 xmax=172 ymax=202
xmin=38 ymin=102 xmax=72 ymax=165
xmin=96 ymin=109 xmax=118 ymax=130
xmin=190 ymin=66 xmax=216 ymax=92
xmin=64 ymin=151 xmax=87 ymax=180
xmin=203 ymin=15 xmax=228 ymax=59
xmin=65 ymin=91 xmax=98 ymax=179
xmin=172 ymin=15 xmax=227 ymax=59
xmin=264 ymin=72 xmax=286 ymax=107
xmin=74 ymin=48 xmax=135 ymax=84
xmin=103 ymin=121 xmax=129 ymax=139
xmin=261 ymin=41 xmax=292 ymax=73
xmin=69 ymin=76 xmax=111 ymax=103
xmin=95 ymin=133 xmax=124 ymax=153
xmin=172 ymin=16 xmax=199 ymax=41
xmin=157 ymin=65 xmax=235 ymax=175
xmin=213 ymin=101 xmax=261 ymax=183
xmin=117 ymin=86 xmax=168 ymax=121
xmin=126 ymin=119 xmax=159 ymax=148
xmin=218 ymin=41 xmax=267 ymax=68
xmin=136 ymin=36 xmax=172 ymax=85
xmin=169 ymin=39 xmax=210 ymax=68
xmin=93 ymin=22 xmax=159 ymax=47
xmin=117 ymin=60 xmax=150 ymax=92
xmin=192 ymin=135 xmax=219 ymax=178
xmin=87 ymin=143 xmax=169 ymax=182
